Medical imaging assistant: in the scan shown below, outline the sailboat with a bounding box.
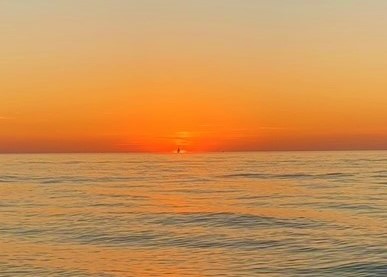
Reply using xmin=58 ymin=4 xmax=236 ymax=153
xmin=177 ymin=147 xmax=181 ymax=154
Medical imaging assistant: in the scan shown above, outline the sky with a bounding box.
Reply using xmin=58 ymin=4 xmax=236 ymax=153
xmin=1 ymin=0 xmax=387 ymax=153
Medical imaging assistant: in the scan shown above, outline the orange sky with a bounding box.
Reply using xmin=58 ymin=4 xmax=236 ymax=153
xmin=1 ymin=1 xmax=387 ymax=153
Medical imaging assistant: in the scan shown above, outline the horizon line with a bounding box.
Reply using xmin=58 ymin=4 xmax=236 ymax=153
xmin=0 ymin=149 xmax=386 ymax=154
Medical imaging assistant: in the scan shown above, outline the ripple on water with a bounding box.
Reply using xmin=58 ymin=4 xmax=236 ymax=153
xmin=0 ymin=152 xmax=386 ymax=276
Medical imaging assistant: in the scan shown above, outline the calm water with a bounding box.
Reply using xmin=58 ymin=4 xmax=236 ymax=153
xmin=0 ymin=152 xmax=386 ymax=276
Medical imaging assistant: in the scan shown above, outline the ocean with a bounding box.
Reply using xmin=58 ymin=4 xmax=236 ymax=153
xmin=0 ymin=151 xmax=386 ymax=276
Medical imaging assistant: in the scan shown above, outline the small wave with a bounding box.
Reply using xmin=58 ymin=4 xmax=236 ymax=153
xmin=371 ymin=174 xmax=387 ymax=178
xmin=71 ymin=230 xmax=282 ymax=251
xmin=0 ymin=175 xmax=148 ymax=184
xmin=220 ymin=173 xmax=268 ymax=179
xmin=0 ymin=263 xmax=92 ymax=277
xmin=297 ymin=262 xmax=387 ymax=276
xmin=162 ymin=177 xmax=213 ymax=184
xmin=321 ymin=203 xmax=380 ymax=212
xmin=0 ymin=175 xmax=19 ymax=183
xmin=220 ymin=172 xmax=353 ymax=180
xmin=144 ymin=212 xmax=325 ymax=229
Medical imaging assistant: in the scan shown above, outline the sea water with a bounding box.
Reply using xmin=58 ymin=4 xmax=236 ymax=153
xmin=0 ymin=152 xmax=386 ymax=276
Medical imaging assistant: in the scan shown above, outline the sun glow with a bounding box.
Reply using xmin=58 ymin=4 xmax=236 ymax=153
xmin=1 ymin=1 xmax=387 ymax=153
xmin=175 ymin=131 xmax=191 ymax=146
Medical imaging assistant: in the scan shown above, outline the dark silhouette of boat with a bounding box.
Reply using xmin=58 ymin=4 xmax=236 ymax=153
xmin=177 ymin=147 xmax=181 ymax=154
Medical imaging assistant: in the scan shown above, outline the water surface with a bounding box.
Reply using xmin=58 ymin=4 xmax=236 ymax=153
xmin=0 ymin=152 xmax=386 ymax=276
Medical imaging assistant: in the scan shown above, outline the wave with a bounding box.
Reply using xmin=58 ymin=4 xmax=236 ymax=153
xmin=220 ymin=172 xmax=354 ymax=180
xmin=71 ymin=230 xmax=282 ymax=251
xmin=144 ymin=212 xmax=326 ymax=229
xmin=0 ymin=175 xmax=149 ymax=184
xmin=291 ymin=262 xmax=387 ymax=276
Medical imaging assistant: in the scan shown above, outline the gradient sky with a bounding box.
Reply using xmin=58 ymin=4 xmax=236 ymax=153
xmin=1 ymin=0 xmax=387 ymax=153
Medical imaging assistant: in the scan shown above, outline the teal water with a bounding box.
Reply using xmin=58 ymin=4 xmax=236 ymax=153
xmin=0 ymin=152 xmax=386 ymax=276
